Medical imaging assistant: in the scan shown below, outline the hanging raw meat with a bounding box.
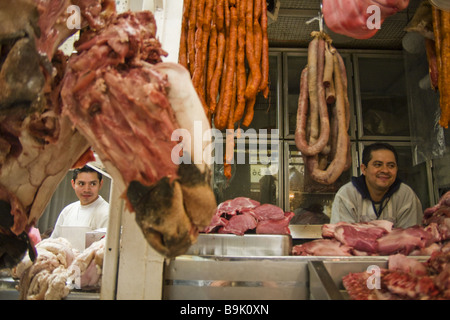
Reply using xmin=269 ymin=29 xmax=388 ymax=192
xmin=322 ymin=0 xmax=410 ymax=40
xmin=0 ymin=0 xmax=100 ymax=268
xmin=61 ymin=10 xmax=217 ymax=257
xmin=0 ymin=0 xmax=217 ymax=270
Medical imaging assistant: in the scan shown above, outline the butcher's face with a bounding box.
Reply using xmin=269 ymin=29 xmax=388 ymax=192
xmin=71 ymin=172 xmax=103 ymax=205
xmin=361 ymin=149 xmax=398 ymax=199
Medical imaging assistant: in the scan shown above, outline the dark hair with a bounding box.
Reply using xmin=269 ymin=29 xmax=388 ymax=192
xmin=72 ymin=165 xmax=103 ymax=182
xmin=362 ymin=142 xmax=398 ymax=167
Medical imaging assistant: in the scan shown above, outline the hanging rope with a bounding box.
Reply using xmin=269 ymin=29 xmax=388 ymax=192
xmin=306 ymin=11 xmax=324 ymax=32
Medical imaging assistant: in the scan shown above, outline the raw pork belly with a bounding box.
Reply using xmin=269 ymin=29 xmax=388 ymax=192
xmin=291 ymin=239 xmax=352 ymax=256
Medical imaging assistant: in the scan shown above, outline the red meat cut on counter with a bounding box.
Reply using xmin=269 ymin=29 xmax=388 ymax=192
xmin=291 ymin=239 xmax=353 ymax=256
xmin=219 ymin=212 xmax=257 ymax=236
xmin=322 ymin=220 xmax=393 ymax=254
xmin=202 ymin=197 xmax=294 ymax=235
xmin=216 ymin=197 xmax=260 ymax=216
xmin=256 ymin=212 xmax=295 ymax=235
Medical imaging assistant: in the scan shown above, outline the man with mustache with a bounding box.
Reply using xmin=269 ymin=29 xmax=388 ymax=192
xmin=330 ymin=142 xmax=423 ymax=228
xmin=51 ymin=165 xmax=109 ymax=238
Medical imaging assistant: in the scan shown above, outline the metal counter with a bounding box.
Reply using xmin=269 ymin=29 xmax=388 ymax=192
xmin=165 ymin=228 xmax=428 ymax=300
xmin=185 ymin=234 xmax=293 ymax=256
xmin=163 ymin=255 xmax=406 ymax=300
xmin=0 ymin=276 xmax=100 ymax=300
xmin=164 ymin=228 xmax=394 ymax=300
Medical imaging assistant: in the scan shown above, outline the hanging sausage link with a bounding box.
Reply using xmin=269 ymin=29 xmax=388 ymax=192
xmin=295 ymin=32 xmax=351 ymax=185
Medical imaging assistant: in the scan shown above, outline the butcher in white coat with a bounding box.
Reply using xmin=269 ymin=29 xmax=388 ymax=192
xmin=51 ymin=165 xmax=109 ymax=238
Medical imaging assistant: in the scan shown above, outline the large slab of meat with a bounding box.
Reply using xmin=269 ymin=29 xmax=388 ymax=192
xmin=202 ymin=197 xmax=294 ymax=236
xmin=343 ymin=249 xmax=450 ymax=300
xmin=0 ymin=0 xmax=217 ymax=270
xmin=292 ymin=192 xmax=450 ymax=256
xmin=293 ymin=221 xmax=443 ymax=256
xmin=60 ymin=10 xmax=217 ymax=258
xmin=0 ymin=0 xmax=101 ymax=268
xmin=322 ymin=0 xmax=410 ymax=39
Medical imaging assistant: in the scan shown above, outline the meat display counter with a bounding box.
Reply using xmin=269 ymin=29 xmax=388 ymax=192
xmin=163 ymin=253 xmax=425 ymax=300
xmin=162 ymin=226 xmax=428 ymax=300
xmin=162 ymin=224 xmax=436 ymax=300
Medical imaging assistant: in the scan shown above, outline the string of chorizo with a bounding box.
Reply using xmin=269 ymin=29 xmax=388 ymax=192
xmin=306 ymin=54 xmax=349 ymax=185
xmin=295 ymin=34 xmax=329 ymax=156
xmin=199 ymin=0 xmax=214 ymax=105
xmin=323 ymin=42 xmax=334 ymax=88
xmin=206 ymin=23 xmax=217 ymax=105
xmin=215 ymin=5 xmax=238 ymax=130
xmin=213 ymin=1 xmax=230 ymax=128
xmin=209 ymin=0 xmax=226 ymax=114
xmin=242 ymin=0 xmax=262 ymax=126
xmin=307 ymin=36 xmax=319 ymax=144
xmin=439 ymin=10 xmax=450 ymax=128
xmin=335 ymin=50 xmax=350 ymax=130
xmin=192 ymin=0 xmax=205 ymax=93
xmin=314 ymin=36 xmax=330 ymax=147
xmin=294 ymin=67 xmax=309 ymax=152
xmin=259 ymin=0 xmax=269 ymax=97
xmin=187 ymin=0 xmax=197 ymax=75
xmin=178 ymin=0 xmax=190 ymax=69
xmin=224 ymin=73 xmax=237 ymax=179
xmin=233 ymin=0 xmax=247 ymax=123
xmin=183 ymin=0 xmax=269 ymax=131
xmin=244 ymin=0 xmax=261 ymax=100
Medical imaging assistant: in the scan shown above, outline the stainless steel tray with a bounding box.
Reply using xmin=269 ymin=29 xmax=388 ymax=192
xmin=289 ymin=225 xmax=323 ymax=239
xmin=163 ymin=255 xmax=394 ymax=300
xmin=186 ymin=233 xmax=292 ymax=256
xmin=308 ymin=256 xmax=430 ymax=299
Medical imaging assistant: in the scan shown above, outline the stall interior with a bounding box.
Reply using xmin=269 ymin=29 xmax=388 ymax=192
xmin=212 ymin=49 xmax=435 ymax=231
xmin=31 ymin=0 xmax=448 ymax=244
